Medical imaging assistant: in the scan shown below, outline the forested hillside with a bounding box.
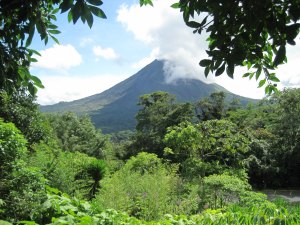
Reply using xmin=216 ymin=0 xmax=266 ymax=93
xmin=40 ymin=59 xmax=256 ymax=133
xmin=1 ymin=88 xmax=300 ymax=224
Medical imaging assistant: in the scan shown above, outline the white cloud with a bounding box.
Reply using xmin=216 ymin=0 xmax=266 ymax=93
xmin=117 ymin=0 xmax=300 ymax=99
xmin=117 ymin=3 xmax=166 ymax=43
xmin=37 ymin=74 xmax=129 ymax=105
xmin=132 ymin=48 xmax=160 ymax=69
xmin=33 ymin=44 xmax=82 ymax=71
xmin=276 ymin=42 xmax=300 ymax=87
xmin=93 ymin=45 xmax=119 ymax=60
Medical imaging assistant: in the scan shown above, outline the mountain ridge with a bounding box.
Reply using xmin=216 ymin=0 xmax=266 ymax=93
xmin=41 ymin=59 xmax=256 ymax=133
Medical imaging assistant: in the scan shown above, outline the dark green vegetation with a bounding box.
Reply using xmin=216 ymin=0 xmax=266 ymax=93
xmin=0 ymin=0 xmax=107 ymax=96
xmin=41 ymin=60 xmax=256 ymax=133
xmin=1 ymin=88 xmax=300 ymax=224
xmin=173 ymin=0 xmax=300 ymax=93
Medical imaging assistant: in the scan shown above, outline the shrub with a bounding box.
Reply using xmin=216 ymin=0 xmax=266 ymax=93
xmin=93 ymin=152 xmax=181 ymax=220
xmin=200 ymin=174 xmax=251 ymax=209
xmin=0 ymin=119 xmax=47 ymax=222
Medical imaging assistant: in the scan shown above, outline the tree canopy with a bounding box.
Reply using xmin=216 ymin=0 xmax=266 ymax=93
xmin=0 ymin=0 xmax=106 ymax=95
xmin=172 ymin=0 xmax=300 ymax=93
xmin=1 ymin=0 xmax=299 ymax=97
xmin=0 ymin=0 xmax=152 ymax=96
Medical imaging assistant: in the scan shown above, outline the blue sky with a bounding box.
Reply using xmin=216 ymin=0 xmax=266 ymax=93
xmin=30 ymin=0 xmax=300 ymax=105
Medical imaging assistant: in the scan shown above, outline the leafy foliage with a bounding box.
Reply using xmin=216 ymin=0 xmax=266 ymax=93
xmin=173 ymin=0 xmax=300 ymax=93
xmin=28 ymin=144 xmax=99 ymax=197
xmin=0 ymin=91 xmax=53 ymax=146
xmin=93 ymin=152 xmax=185 ymax=220
xmin=269 ymin=88 xmax=300 ymax=186
xmin=227 ymin=88 xmax=300 ymax=187
xmin=164 ymin=120 xmax=250 ymax=173
xmin=0 ymin=119 xmax=27 ymax=175
xmin=0 ymin=120 xmax=47 ymax=222
xmin=2 ymin=87 xmax=300 ymax=224
xmin=0 ymin=0 xmax=108 ymax=95
xmin=47 ymin=112 xmax=112 ymax=158
xmin=130 ymin=91 xmax=193 ymax=157
xmin=75 ymin=159 xmax=106 ymax=200
xmin=4 ymin=187 xmax=300 ymax=224
xmin=201 ymin=174 xmax=251 ymax=209
xmin=195 ymin=91 xmax=227 ymax=121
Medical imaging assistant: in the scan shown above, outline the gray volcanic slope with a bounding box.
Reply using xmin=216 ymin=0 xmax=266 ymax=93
xmin=41 ymin=60 xmax=255 ymax=133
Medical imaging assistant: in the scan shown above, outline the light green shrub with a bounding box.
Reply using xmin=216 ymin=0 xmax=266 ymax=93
xmin=200 ymin=173 xmax=251 ymax=209
xmin=0 ymin=119 xmax=47 ymax=222
xmin=93 ymin=152 xmax=182 ymax=220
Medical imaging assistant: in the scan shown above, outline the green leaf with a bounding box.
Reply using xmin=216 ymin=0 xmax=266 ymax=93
xmin=286 ymin=23 xmax=300 ymax=42
xmin=50 ymin=14 xmax=57 ymax=21
xmin=86 ymin=0 xmax=103 ymax=6
xmin=273 ymin=45 xmax=286 ymax=66
xmin=268 ymin=75 xmax=280 ymax=82
xmin=81 ymin=14 xmax=86 ymax=23
xmin=60 ymin=0 xmax=73 ymax=13
xmin=28 ymin=49 xmax=41 ymax=56
xmin=258 ymin=79 xmax=266 ymax=88
xmin=213 ymin=60 xmax=222 ymax=70
xmin=44 ymin=36 xmax=49 ymax=45
xmin=199 ymin=16 xmax=208 ymax=27
xmin=204 ymin=66 xmax=210 ymax=78
xmin=50 ymin=35 xmax=60 ymax=44
xmin=25 ymin=22 xmax=35 ymax=47
xmin=84 ymin=7 xmax=94 ymax=28
xmin=255 ymin=66 xmax=262 ymax=80
xmin=51 ymin=8 xmax=60 ymax=14
xmin=242 ymin=72 xmax=251 ymax=78
xmin=48 ymin=24 xmax=58 ymax=29
xmin=226 ymin=63 xmax=234 ymax=78
xmin=71 ymin=2 xmax=82 ymax=24
xmin=215 ymin=64 xmax=225 ymax=76
xmin=18 ymin=67 xmax=29 ymax=80
xmin=199 ymin=59 xmax=211 ymax=67
xmin=89 ymin=6 xmax=107 ymax=19
xmin=247 ymin=61 xmax=252 ymax=70
xmin=30 ymin=75 xmax=44 ymax=88
xmin=48 ymin=30 xmax=61 ymax=34
xmin=68 ymin=10 xmax=73 ymax=23
xmin=186 ymin=21 xmax=200 ymax=28
xmin=30 ymin=58 xmax=38 ymax=63
xmin=171 ymin=3 xmax=180 ymax=9
xmin=265 ymin=85 xmax=271 ymax=95
xmin=28 ymin=82 xmax=38 ymax=96
xmin=140 ymin=0 xmax=153 ymax=6
xmin=287 ymin=39 xmax=296 ymax=45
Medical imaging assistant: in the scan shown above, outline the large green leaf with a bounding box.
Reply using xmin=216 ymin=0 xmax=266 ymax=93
xmin=89 ymin=6 xmax=107 ymax=19
xmin=59 ymin=0 xmax=73 ymax=13
xmin=273 ymin=45 xmax=286 ymax=67
xmin=215 ymin=64 xmax=225 ymax=76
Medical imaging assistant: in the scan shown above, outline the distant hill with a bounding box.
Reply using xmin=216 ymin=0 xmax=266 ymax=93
xmin=41 ymin=60 xmax=256 ymax=133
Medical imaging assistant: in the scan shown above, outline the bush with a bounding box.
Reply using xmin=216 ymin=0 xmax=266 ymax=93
xmin=93 ymin=152 xmax=181 ymax=220
xmin=0 ymin=119 xmax=47 ymax=222
xmin=28 ymin=144 xmax=98 ymax=197
xmin=0 ymin=119 xmax=27 ymax=175
xmin=200 ymin=174 xmax=251 ymax=209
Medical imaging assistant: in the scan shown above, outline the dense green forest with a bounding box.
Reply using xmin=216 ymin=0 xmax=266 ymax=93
xmin=1 ymin=0 xmax=299 ymax=224
xmin=1 ymin=89 xmax=300 ymax=224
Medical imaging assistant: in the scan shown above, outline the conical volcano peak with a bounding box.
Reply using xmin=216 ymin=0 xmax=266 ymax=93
xmin=41 ymin=60 xmax=255 ymax=133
